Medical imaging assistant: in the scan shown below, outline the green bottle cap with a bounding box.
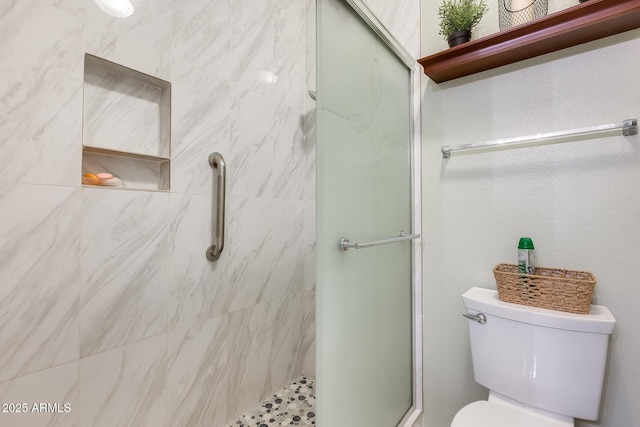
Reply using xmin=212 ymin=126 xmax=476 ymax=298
xmin=518 ymin=237 xmax=534 ymax=249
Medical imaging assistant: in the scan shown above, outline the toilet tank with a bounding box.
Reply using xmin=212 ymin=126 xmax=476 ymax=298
xmin=462 ymin=287 xmax=616 ymax=421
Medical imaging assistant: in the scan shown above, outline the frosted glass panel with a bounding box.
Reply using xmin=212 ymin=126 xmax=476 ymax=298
xmin=316 ymin=0 xmax=413 ymax=425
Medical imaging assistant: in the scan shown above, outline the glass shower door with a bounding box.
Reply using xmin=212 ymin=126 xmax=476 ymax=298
xmin=316 ymin=0 xmax=414 ymax=425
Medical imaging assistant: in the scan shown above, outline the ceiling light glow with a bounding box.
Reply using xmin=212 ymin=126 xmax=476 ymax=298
xmin=94 ymin=0 xmax=134 ymax=18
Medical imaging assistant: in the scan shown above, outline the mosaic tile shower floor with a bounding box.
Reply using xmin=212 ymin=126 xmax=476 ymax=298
xmin=227 ymin=376 xmax=316 ymax=427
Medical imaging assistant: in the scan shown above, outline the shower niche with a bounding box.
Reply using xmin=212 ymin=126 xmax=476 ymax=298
xmin=82 ymin=54 xmax=171 ymax=191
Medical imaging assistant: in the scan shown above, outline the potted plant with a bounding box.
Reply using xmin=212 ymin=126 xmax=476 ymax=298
xmin=438 ymin=0 xmax=488 ymax=48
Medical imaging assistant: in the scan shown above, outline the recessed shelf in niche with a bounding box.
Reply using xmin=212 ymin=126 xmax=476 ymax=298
xmin=82 ymin=146 xmax=170 ymax=191
xmin=82 ymin=53 xmax=171 ymax=191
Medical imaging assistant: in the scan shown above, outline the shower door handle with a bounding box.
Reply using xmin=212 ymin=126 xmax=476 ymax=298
xmin=207 ymin=152 xmax=226 ymax=261
xmin=339 ymin=231 xmax=420 ymax=251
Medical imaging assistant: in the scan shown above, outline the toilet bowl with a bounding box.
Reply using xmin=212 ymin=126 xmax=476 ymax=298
xmin=452 ymin=393 xmax=574 ymax=427
xmin=452 ymin=287 xmax=616 ymax=427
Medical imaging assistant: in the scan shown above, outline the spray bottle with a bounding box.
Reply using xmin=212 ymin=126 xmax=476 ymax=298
xmin=518 ymin=237 xmax=535 ymax=274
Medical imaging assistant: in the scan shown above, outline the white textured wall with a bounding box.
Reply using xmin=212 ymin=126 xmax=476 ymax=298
xmin=421 ymin=1 xmax=640 ymax=425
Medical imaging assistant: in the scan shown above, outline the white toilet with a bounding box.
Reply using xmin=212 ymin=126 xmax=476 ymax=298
xmin=452 ymin=287 xmax=616 ymax=427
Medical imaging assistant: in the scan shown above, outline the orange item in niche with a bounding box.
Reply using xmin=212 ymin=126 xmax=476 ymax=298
xmin=82 ymin=173 xmax=99 ymax=185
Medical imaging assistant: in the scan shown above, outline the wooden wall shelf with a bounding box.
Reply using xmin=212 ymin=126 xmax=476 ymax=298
xmin=418 ymin=0 xmax=640 ymax=83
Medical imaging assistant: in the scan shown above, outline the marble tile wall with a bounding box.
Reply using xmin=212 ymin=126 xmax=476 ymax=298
xmin=0 ymin=0 xmax=315 ymax=426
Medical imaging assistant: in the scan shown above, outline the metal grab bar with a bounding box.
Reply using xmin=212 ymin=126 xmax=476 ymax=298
xmin=339 ymin=231 xmax=420 ymax=252
xmin=441 ymin=118 xmax=638 ymax=158
xmin=206 ymin=152 xmax=226 ymax=261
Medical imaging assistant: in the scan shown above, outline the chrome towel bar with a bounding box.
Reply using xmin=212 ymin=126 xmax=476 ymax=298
xmin=206 ymin=152 xmax=226 ymax=261
xmin=339 ymin=231 xmax=420 ymax=252
xmin=441 ymin=118 xmax=638 ymax=158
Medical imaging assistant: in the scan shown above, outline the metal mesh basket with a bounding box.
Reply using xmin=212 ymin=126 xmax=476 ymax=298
xmin=499 ymin=0 xmax=548 ymax=31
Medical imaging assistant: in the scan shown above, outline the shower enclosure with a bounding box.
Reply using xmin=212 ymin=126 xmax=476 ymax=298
xmin=316 ymin=0 xmax=421 ymax=425
xmin=0 ymin=0 xmax=419 ymax=425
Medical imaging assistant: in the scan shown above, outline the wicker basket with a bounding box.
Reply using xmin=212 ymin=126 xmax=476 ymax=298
xmin=493 ymin=263 xmax=595 ymax=314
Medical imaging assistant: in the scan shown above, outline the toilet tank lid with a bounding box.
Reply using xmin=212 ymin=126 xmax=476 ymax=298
xmin=462 ymin=287 xmax=615 ymax=334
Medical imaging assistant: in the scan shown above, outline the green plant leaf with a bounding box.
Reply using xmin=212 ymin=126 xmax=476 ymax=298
xmin=438 ymin=0 xmax=488 ymax=39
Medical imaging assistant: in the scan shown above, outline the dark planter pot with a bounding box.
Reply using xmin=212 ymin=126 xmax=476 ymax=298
xmin=447 ymin=30 xmax=471 ymax=48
